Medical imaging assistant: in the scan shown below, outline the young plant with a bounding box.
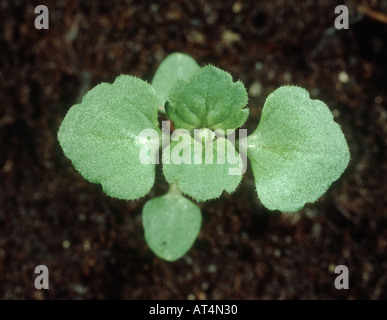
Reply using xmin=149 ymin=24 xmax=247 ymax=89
xmin=58 ymin=53 xmax=350 ymax=261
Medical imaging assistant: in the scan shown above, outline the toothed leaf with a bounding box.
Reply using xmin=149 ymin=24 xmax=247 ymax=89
xmin=166 ymin=66 xmax=249 ymax=130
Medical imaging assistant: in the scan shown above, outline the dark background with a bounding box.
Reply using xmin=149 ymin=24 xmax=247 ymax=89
xmin=1 ymin=0 xmax=386 ymax=299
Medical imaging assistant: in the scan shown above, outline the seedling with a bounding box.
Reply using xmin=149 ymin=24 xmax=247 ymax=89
xmin=58 ymin=53 xmax=350 ymax=261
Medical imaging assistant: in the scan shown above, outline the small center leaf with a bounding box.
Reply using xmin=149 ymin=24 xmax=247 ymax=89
xmin=151 ymin=52 xmax=200 ymax=109
xmin=166 ymin=66 xmax=249 ymax=130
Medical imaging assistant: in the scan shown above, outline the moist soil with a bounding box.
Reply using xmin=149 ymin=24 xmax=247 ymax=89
xmin=0 ymin=0 xmax=386 ymax=299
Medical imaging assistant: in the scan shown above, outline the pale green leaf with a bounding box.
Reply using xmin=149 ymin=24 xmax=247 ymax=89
xmin=142 ymin=187 xmax=202 ymax=261
xmin=162 ymin=129 xmax=243 ymax=202
xmin=166 ymin=65 xmax=249 ymax=130
xmin=247 ymin=86 xmax=350 ymax=212
xmin=151 ymin=52 xmax=200 ymax=108
xmin=58 ymin=75 xmax=160 ymax=200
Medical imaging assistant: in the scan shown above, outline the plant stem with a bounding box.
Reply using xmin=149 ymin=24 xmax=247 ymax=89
xmin=169 ymin=181 xmax=181 ymax=194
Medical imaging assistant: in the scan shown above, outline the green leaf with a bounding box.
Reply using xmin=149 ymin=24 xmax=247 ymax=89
xmin=151 ymin=52 xmax=200 ymax=109
xmin=162 ymin=129 xmax=243 ymax=202
xmin=166 ymin=65 xmax=249 ymax=130
xmin=247 ymin=86 xmax=350 ymax=212
xmin=142 ymin=186 xmax=202 ymax=261
xmin=58 ymin=75 xmax=160 ymax=200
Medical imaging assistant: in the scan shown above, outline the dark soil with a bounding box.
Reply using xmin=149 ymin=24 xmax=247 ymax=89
xmin=1 ymin=0 xmax=386 ymax=299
